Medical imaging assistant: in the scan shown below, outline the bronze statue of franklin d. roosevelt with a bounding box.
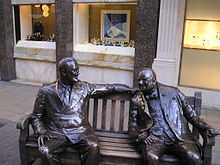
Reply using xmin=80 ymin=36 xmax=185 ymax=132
xmin=128 ymin=68 xmax=219 ymax=165
xmin=31 ymin=57 xmax=136 ymax=165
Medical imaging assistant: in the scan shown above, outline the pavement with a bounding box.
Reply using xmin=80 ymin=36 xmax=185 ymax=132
xmin=0 ymin=80 xmax=219 ymax=165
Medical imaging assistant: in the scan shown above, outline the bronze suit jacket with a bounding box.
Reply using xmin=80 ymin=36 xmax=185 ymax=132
xmin=128 ymin=83 xmax=210 ymax=143
xmin=31 ymin=80 xmax=117 ymax=144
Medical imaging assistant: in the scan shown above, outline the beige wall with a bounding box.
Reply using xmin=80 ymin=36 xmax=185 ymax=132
xmin=179 ymin=48 xmax=220 ymax=90
xmin=186 ymin=0 xmax=220 ymax=20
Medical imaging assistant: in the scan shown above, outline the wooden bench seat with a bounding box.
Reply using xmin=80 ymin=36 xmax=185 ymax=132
xmin=17 ymin=92 xmax=215 ymax=165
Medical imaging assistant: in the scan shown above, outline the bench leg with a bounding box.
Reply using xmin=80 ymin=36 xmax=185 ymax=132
xmin=19 ymin=141 xmax=31 ymax=165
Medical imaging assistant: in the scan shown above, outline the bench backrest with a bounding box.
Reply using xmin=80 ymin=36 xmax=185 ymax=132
xmin=87 ymin=91 xmax=202 ymax=135
xmin=88 ymin=93 xmax=132 ymax=133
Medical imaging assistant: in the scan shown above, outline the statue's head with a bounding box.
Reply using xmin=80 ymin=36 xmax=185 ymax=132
xmin=58 ymin=57 xmax=79 ymax=85
xmin=138 ymin=68 xmax=157 ymax=94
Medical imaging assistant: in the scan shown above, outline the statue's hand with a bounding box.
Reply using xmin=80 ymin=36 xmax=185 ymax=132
xmin=144 ymin=135 xmax=158 ymax=146
xmin=136 ymin=132 xmax=147 ymax=143
xmin=37 ymin=131 xmax=56 ymax=147
xmin=130 ymin=87 xmax=140 ymax=95
xmin=207 ymin=128 xmax=220 ymax=137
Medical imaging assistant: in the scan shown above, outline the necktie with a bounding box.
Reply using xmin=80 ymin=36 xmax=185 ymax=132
xmin=64 ymin=86 xmax=71 ymax=105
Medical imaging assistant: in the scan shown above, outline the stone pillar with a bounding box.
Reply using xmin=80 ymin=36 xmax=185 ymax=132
xmin=133 ymin=0 xmax=161 ymax=87
xmin=0 ymin=0 xmax=16 ymax=81
xmin=152 ymin=0 xmax=186 ymax=86
xmin=55 ymin=0 xmax=73 ymax=76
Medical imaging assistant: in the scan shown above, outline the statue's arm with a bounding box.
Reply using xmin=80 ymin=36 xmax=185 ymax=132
xmin=90 ymin=83 xmax=137 ymax=95
xmin=31 ymin=88 xmax=47 ymax=135
xmin=128 ymin=97 xmax=140 ymax=140
xmin=178 ymin=90 xmax=218 ymax=135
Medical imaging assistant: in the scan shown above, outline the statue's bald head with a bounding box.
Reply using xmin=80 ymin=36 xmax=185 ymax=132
xmin=138 ymin=68 xmax=157 ymax=94
xmin=139 ymin=68 xmax=157 ymax=81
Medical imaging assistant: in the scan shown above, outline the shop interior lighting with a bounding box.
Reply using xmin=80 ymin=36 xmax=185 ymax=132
xmin=43 ymin=11 xmax=49 ymax=17
xmin=42 ymin=4 xmax=49 ymax=12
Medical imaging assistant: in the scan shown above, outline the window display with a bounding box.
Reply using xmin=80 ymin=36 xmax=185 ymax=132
xmin=74 ymin=3 xmax=137 ymax=50
xmin=184 ymin=19 xmax=220 ymax=50
xmin=14 ymin=4 xmax=55 ymax=42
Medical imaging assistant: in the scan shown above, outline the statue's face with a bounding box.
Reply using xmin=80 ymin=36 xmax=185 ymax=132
xmin=61 ymin=60 xmax=79 ymax=84
xmin=138 ymin=71 xmax=157 ymax=94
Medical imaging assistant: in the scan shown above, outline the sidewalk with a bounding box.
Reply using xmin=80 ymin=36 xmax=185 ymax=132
xmin=0 ymin=81 xmax=219 ymax=165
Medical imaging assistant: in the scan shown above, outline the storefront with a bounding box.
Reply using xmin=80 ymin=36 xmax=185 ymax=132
xmin=12 ymin=0 xmax=138 ymax=86
xmin=179 ymin=0 xmax=220 ymax=109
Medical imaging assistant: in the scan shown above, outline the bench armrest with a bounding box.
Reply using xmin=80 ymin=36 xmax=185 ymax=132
xmin=200 ymin=131 xmax=215 ymax=146
xmin=200 ymin=131 xmax=215 ymax=165
xmin=16 ymin=114 xmax=32 ymax=130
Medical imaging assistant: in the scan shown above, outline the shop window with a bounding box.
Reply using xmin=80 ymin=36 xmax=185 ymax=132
xmin=73 ymin=3 xmax=137 ymax=55
xmin=179 ymin=0 xmax=220 ymax=90
xmin=14 ymin=4 xmax=55 ymax=42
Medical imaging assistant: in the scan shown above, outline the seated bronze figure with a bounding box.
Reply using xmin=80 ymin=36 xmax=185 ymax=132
xmin=128 ymin=68 xmax=219 ymax=165
xmin=31 ymin=57 xmax=136 ymax=165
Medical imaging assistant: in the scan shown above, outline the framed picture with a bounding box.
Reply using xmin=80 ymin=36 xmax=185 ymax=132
xmin=101 ymin=10 xmax=131 ymax=42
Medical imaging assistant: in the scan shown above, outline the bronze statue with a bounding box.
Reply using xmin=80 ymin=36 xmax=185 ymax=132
xmin=31 ymin=57 xmax=136 ymax=165
xmin=128 ymin=68 xmax=219 ymax=165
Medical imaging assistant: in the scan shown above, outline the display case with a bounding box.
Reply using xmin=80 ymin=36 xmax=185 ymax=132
xmin=73 ymin=3 xmax=137 ymax=55
xmin=183 ymin=19 xmax=220 ymax=50
xmin=15 ymin=4 xmax=55 ymax=42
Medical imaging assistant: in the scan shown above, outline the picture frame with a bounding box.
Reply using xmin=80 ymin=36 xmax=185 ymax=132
xmin=101 ymin=10 xmax=131 ymax=42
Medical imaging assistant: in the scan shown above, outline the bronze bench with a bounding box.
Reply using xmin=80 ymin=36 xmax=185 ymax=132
xmin=17 ymin=91 xmax=215 ymax=165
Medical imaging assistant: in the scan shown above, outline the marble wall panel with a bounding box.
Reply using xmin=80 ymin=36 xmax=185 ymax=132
xmin=79 ymin=65 xmax=133 ymax=86
xmin=15 ymin=59 xmax=56 ymax=83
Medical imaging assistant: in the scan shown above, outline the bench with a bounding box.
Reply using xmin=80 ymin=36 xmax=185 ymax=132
xmin=17 ymin=91 xmax=215 ymax=165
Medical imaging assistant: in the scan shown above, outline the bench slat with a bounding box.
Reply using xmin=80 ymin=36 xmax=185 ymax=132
xmin=110 ymin=100 xmax=116 ymax=132
xmin=100 ymin=141 xmax=134 ymax=148
xmin=119 ymin=101 xmax=125 ymax=132
xmin=98 ymin=136 xmax=133 ymax=144
xmin=95 ymin=130 xmax=129 ymax=138
xmin=100 ymin=149 xmax=141 ymax=159
xmin=101 ymin=99 xmax=107 ymax=130
xmin=101 ymin=145 xmax=137 ymax=152
xmin=93 ymin=98 xmax=98 ymax=129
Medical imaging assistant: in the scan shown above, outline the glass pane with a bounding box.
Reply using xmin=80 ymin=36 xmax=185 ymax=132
xmin=15 ymin=4 xmax=55 ymax=42
xmin=74 ymin=3 xmax=137 ymax=48
xmin=179 ymin=0 xmax=220 ymax=90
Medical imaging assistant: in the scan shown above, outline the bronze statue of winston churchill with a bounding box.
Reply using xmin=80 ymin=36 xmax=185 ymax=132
xmin=128 ymin=68 xmax=219 ymax=165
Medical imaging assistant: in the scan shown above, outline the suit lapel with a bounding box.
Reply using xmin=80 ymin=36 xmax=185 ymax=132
xmin=56 ymin=81 xmax=70 ymax=107
xmin=158 ymin=84 xmax=169 ymax=116
xmin=69 ymin=82 xmax=85 ymax=108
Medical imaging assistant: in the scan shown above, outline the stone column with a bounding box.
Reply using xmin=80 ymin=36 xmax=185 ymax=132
xmin=133 ymin=0 xmax=161 ymax=86
xmin=55 ymin=0 xmax=73 ymax=76
xmin=152 ymin=0 xmax=186 ymax=86
xmin=0 ymin=0 xmax=16 ymax=81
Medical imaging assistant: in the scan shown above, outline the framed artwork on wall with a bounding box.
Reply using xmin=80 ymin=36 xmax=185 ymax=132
xmin=101 ymin=10 xmax=131 ymax=42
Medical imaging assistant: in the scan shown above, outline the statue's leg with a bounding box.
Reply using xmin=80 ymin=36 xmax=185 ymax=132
xmin=39 ymin=138 xmax=67 ymax=165
xmin=140 ymin=141 xmax=166 ymax=165
xmin=72 ymin=135 xmax=100 ymax=165
xmin=169 ymin=141 xmax=201 ymax=165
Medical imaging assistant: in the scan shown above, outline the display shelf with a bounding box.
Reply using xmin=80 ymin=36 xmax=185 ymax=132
xmin=183 ymin=19 xmax=220 ymax=50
